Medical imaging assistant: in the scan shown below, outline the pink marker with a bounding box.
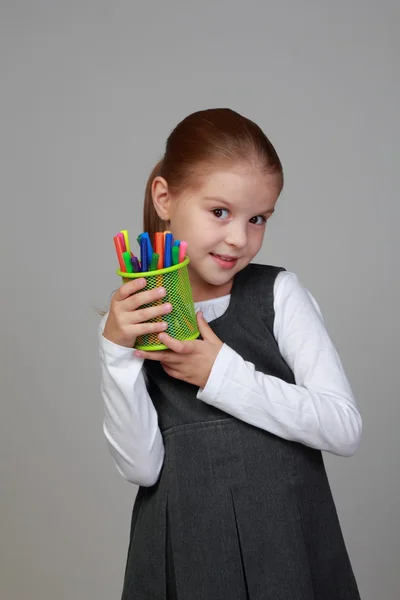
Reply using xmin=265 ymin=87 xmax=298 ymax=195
xmin=179 ymin=240 xmax=188 ymax=263
xmin=117 ymin=232 xmax=126 ymax=252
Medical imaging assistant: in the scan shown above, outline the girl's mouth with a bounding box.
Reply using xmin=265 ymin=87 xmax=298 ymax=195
xmin=210 ymin=253 xmax=239 ymax=269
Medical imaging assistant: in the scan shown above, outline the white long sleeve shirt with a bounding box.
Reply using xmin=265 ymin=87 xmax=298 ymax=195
xmin=98 ymin=271 xmax=362 ymax=487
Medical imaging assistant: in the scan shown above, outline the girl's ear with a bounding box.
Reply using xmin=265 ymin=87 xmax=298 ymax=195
xmin=151 ymin=176 xmax=172 ymax=222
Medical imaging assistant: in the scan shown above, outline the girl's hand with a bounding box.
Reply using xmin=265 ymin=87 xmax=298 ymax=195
xmin=102 ymin=278 xmax=172 ymax=348
xmin=134 ymin=311 xmax=224 ymax=389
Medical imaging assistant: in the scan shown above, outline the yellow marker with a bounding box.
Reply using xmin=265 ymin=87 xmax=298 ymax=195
xmin=120 ymin=229 xmax=130 ymax=255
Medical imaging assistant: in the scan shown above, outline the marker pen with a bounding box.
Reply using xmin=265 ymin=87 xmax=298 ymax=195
xmin=123 ymin=251 xmax=133 ymax=273
xmin=114 ymin=235 xmax=126 ymax=271
xmin=120 ymin=230 xmax=130 ymax=255
xmin=117 ymin=232 xmax=126 ymax=252
xmin=164 ymin=233 xmax=173 ymax=268
xmin=172 ymin=245 xmax=179 ymax=266
xmin=154 ymin=232 xmax=164 ymax=270
xmin=140 ymin=237 xmax=149 ymax=272
xmin=149 ymin=252 xmax=159 ymax=271
xmin=179 ymin=240 xmax=188 ymax=263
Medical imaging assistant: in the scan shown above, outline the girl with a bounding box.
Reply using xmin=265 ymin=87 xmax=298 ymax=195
xmin=99 ymin=108 xmax=362 ymax=599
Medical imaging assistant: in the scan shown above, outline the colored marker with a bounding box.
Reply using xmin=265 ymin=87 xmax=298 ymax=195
xmin=123 ymin=251 xmax=133 ymax=273
xmin=130 ymin=256 xmax=141 ymax=272
xmin=149 ymin=252 xmax=159 ymax=271
xmin=172 ymin=245 xmax=179 ymax=266
xmin=117 ymin=232 xmax=126 ymax=252
xmin=120 ymin=230 xmax=130 ymax=254
xmin=164 ymin=230 xmax=173 ymax=247
xmin=140 ymin=237 xmax=148 ymax=272
xmin=163 ymin=230 xmax=173 ymax=264
xmin=154 ymin=232 xmax=164 ymax=270
xmin=141 ymin=232 xmax=153 ymax=264
xmin=173 ymin=240 xmax=180 ymax=247
xmin=114 ymin=235 xmax=126 ymax=272
xmin=179 ymin=240 xmax=188 ymax=263
xmin=164 ymin=233 xmax=173 ymax=268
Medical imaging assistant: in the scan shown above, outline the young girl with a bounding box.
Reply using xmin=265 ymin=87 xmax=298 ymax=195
xmin=99 ymin=108 xmax=362 ymax=599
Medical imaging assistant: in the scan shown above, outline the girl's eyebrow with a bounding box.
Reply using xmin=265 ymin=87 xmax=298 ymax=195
xmin=203 ymin=195 xmax=230 ymax=204
xmin=203 ymin=195 xmax=275 ymax=215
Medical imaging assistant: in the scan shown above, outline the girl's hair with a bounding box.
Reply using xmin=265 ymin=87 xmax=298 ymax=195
xmin=143 ymin=108 xmax=283 ymax=240
xmin=98 ymin=109 xmax=283 ymax=318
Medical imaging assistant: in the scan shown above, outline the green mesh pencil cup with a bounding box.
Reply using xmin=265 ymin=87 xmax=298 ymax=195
xmin=117 ymin=256 xmax=200 ymax=351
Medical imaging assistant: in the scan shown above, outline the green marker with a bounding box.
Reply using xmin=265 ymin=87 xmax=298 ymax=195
xmin=149 ymin=252 xmax=159 ymax=271
xmin=172 ymin=246 xmax=179 ymax=266
xmin=123 ymin=251 xmax=133 ymax=273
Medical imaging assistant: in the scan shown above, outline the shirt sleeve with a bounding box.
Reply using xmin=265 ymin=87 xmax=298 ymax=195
xmin=98 ymin=313 xmax=165 ymax=486
xmin=196 ymin=271 xmax=362 ymax=457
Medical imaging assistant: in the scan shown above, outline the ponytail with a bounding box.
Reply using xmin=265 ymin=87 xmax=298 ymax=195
xmin=143 ymin=159 xmax=167 ymax=240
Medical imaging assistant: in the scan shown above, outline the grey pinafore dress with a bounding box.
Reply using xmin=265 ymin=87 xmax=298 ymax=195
xmin=121 ymin=264 xmax=360 ymax=599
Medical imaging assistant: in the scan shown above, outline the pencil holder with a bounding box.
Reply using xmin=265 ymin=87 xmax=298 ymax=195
xmin=117 ymin=257 xmax=200 ymax=351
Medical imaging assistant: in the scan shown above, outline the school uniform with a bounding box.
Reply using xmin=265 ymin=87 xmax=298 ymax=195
xmin=99 ymin=264 xmax=361 ymax=599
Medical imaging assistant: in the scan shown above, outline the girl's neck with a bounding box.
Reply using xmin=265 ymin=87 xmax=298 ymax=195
xmin=191 ymin=279 xmax=234 ymax=303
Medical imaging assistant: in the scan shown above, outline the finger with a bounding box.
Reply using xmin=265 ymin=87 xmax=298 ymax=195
xmin=116 ymin=278 xmax=147 ymax=301
xmin=116 ymin=280 xmax=168 ymax=310
xmin=196 ymin=311 xmax=220 ymax=342
xmin=129 ymin=320 xmax=170 ymax=338
xmin=134 ymin=349 xmax=174 ymax=362
xmin=130 ymin=302 xmax=172 ymax=325
xmin=157 ymin=332 xmax=193 ymax=354
xmin=124 ymin=286 xmax=167 ymax=312
xmin=161 ymin=363 xmax=179 ymax=378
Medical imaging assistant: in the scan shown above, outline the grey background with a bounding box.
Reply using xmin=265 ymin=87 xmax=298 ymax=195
xmin=0 ymin=1 xmax=398 ymax=599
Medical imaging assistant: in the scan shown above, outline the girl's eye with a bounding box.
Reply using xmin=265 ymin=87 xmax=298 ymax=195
xmin=212 ymin=208 xmax=230 ymax=219
xmin=249 ymin=215 xmax=267 ymax=225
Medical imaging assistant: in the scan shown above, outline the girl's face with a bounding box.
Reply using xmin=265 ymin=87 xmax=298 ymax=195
xmin=153 ymin=164 xmax=280 ymax=302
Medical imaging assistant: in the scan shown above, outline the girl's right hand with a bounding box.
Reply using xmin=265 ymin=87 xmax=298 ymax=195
xmin=102 ymin=278 xmax=172 ymax=348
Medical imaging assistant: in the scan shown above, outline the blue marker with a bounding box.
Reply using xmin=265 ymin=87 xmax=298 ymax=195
xmin=164 ymin=233 xmax=173 ymax=268
xmin=141 ymin=232 xmax=153 ymax=265
xmin=173 ymin=240 xmax=180 ymax=247
xmin=140 ymin=237 xmax=148 ymax=272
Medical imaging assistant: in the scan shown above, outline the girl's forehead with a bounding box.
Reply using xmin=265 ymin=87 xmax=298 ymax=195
xmin=198 ymin=164 xmax=277 ymax=189
xmin=187 ymin=166 xmax=280 ymax=207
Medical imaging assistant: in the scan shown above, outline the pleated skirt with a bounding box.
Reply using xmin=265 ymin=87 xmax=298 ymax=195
xmin=121 ymin=418 xmax=360 ymax=599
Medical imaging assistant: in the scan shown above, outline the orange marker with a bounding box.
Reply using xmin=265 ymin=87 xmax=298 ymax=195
xmin=154 ymin=232 xmax=164 ymax=270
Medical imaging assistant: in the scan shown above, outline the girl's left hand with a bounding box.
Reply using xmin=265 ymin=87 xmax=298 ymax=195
xmin=134 ymin=311 xmax=223 ymax=389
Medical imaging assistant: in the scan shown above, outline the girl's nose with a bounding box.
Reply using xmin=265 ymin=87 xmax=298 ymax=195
xmin=225 ymin=224 xmax=247 ymax=249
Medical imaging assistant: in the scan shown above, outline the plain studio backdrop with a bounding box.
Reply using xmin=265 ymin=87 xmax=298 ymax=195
xmin=0 ymin=1 xmax=399 ymax=599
